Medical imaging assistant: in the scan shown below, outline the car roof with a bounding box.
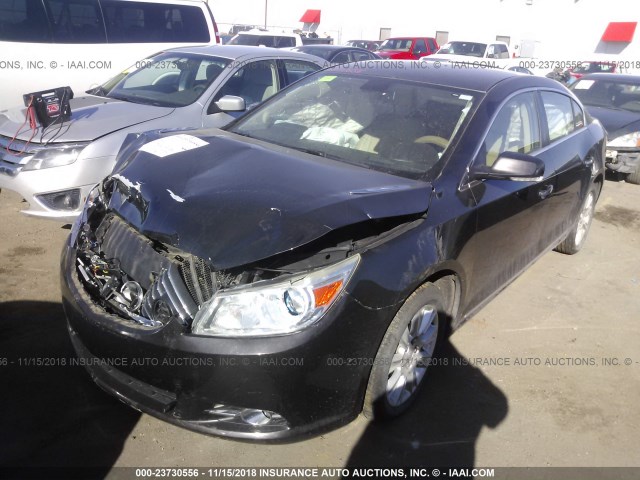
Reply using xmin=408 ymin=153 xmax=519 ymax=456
xmin=295 ymin=45 xmax=369 ymax=52
xmin=162 ymin=44 xmax=315 ymax=61
xmin=579 ymin=73 xmax=640 ymax=83
xmin=325 ymin=60 xmax=559 ymax=92
xmin=445 ymin=40 xmax=506 ymax=45
xmin=116 ymin=0 xmax=207 ymax=3
xmin=383 ymin=37 xmax=432 ymax=40
xmin=234 ymin=30 xmax=297 ymax=37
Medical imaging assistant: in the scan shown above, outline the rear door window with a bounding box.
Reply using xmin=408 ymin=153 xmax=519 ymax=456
xmin=101 ymin=1 xmax=210 ymax=43
xmin=332 ymin=51 xmax=351 ymax=64
xmin=571 ymin=99 xmax=585 ymax=129
xmin=541 ymin=91 xmax=575 ymax=142
xmin=0 ymin=0 xmax=51 ymax=42
xmin=352 ymin=51 xmax=375 ymax=61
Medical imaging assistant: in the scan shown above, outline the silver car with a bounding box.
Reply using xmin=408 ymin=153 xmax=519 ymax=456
xmin=0 ymin=45 xmax=323 ymax=222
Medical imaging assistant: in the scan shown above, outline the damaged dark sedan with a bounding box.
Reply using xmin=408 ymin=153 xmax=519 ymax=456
xmin=61 ymin=62 xmax=606 ymax=440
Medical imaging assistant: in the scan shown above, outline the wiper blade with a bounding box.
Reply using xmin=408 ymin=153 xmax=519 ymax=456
xmin=290 ymin=146 xmax=329 ymax=158
xmin=87 ymin=86 xmax=108 ymax=97
xmin=291 ymin=146 xmax=345 ymax=161
xmin=231 ymin=131 xmax=254 ymax=139
xmin=106 ymin=92 xmax=132 ymax=102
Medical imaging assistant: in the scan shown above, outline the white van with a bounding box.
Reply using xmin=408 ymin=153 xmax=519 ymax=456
xmin=0 ymin=0 xmax=220 ymax=109
xmin=227 ymin=29 xmax=304 ymax=48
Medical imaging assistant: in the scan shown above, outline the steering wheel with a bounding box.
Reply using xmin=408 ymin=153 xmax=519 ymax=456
xmin=414 ymin=135 xmax=449 ymax=149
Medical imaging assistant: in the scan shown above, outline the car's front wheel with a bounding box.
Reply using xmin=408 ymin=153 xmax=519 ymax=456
xmin=363 ymin=282 xmax=446 ymax=420
xmin=555 ymin=185 xmax=598 ymax=255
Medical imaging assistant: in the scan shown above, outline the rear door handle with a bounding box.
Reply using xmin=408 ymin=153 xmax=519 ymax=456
xmin=538 ymin=184 xmax=554 ymax=199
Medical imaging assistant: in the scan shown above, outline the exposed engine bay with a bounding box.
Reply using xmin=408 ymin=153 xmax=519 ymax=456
xmin=73 ymin=184 xmax=381 ymax=329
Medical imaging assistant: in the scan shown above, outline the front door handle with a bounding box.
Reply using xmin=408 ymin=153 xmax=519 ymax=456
xmin=538 ymin=184 xmax=554 ymax=199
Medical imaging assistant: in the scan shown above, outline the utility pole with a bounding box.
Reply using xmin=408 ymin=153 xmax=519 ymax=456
xmin=264 ymin=0 xmax=268 ymax=29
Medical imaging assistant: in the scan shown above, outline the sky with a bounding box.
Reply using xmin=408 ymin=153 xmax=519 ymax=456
xmin=208 ymin=0 xmax=640 ymax=59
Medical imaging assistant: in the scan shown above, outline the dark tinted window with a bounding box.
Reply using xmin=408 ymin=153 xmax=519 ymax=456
xmin=275 ymin=36 xmax=294 ymax=48
xmin=379 ymin=38 xmax=412 ymax=51
xmin=283 ymin=59 xmax=320 ymax=84
xmin=493 ymin=44 xmax=509 ymax=59
xmin=229 ymin=34 xmax=295 ymax=48
xmin=414 ymin=39 xmax=427 ymax=55
xmin=0 ymin=0 xmax=50 ymax=42
xmin=45 ymin=0 xmax=106 ymax=43
xmin=427 ymin=38 xmax=437 ymax=52
xmin=101 ymin=1 xmax=209 ymax=43
xmin=541 ymin=91 xmax=575 ymax=142
xmin=332 ymin=51 xmax=351 ymax=64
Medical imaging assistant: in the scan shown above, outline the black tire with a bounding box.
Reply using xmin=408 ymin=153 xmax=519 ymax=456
xmin=627 ymin=165 xmax=640 ymax=185
xmin=555 ymin=185 xmax=597 ymax=255
xmin=363 ymin=282 xmax=446 ymax=420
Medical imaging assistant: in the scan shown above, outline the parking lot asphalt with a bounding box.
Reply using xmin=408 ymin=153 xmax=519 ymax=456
xmin=0 ymin=176 xmax=639 ymax=472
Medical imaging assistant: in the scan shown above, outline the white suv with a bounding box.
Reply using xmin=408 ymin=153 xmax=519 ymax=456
xmin=0 ymin=0 xmax=220 ymax=109
xmin=433 ymin=40 xmax=513 ymax=66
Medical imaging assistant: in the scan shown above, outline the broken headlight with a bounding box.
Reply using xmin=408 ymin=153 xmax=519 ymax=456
xmin=191 ymin=255 xmax=360 ymax=337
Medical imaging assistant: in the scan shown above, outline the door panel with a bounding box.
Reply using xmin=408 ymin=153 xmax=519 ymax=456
xmin=535 ymin=91 xmax=592 ymax=248
xmin=461 ymin=92 xmax=555 ymax=311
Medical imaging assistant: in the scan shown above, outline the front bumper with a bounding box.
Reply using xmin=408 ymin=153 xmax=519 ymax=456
xmin=0 ymin=135 xmax=109 ymax=222
xmin=61 ymin=242 xmax=391 ymax=441
xmin=0 ymin=159 xmax=95 ymax=222
xmin=605 ymin=148 xmax=640 ymax=174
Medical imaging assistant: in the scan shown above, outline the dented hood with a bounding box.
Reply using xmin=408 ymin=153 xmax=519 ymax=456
xmin=0 ymin=95 xmax=174 ymax=143
xmin=107 ymin=131 xmax=433 ymax=269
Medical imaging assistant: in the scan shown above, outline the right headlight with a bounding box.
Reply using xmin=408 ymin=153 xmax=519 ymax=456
xmin=191 ymin=254 xmax=360 ymax=337
xmin=608 ymin=132 xmax=640 ymax=149
xmin=22 ymin=144 xmax=88 ymax=171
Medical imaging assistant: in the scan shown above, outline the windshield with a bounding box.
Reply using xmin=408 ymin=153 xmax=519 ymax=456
xmin=228 ymin=33 xmax=295 ymax=48
xmin=229 ymin=71 xmax=478 ymax=180
xmin=379 ymin=39 xmax=412 ymax=52
xmin=228 ymin=34 xmax=262 ymax=46
xmin=572 ymin=79 xmax=640 ymax=111
xmin=293 ymin=47 xmax=332 ymax=60
xmin=97 ymin=53 xmax=231 ymax=107
xmin=573 ymin=62 xmax=616 ymax=74
xmin=437 ymin=42 xmax=487 ymax=57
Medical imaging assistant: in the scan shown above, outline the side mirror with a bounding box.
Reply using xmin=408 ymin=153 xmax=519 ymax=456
xmin=470 ymin=151 xmax=545 ymax=182
xmin=214 ymin=95 xmax=246 ymax=112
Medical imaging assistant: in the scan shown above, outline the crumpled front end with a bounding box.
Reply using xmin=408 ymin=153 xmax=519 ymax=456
xmin=62 ymin=183 xmax=426 ymax=440
xmin=605 ymin=147 xmax=640 ymax=174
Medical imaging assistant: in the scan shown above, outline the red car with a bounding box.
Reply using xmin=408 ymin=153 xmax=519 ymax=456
xmin=569 ymin=61 xmax=620 ymax=80
xmin=376 ymin=37 xmax=439 ymax=60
